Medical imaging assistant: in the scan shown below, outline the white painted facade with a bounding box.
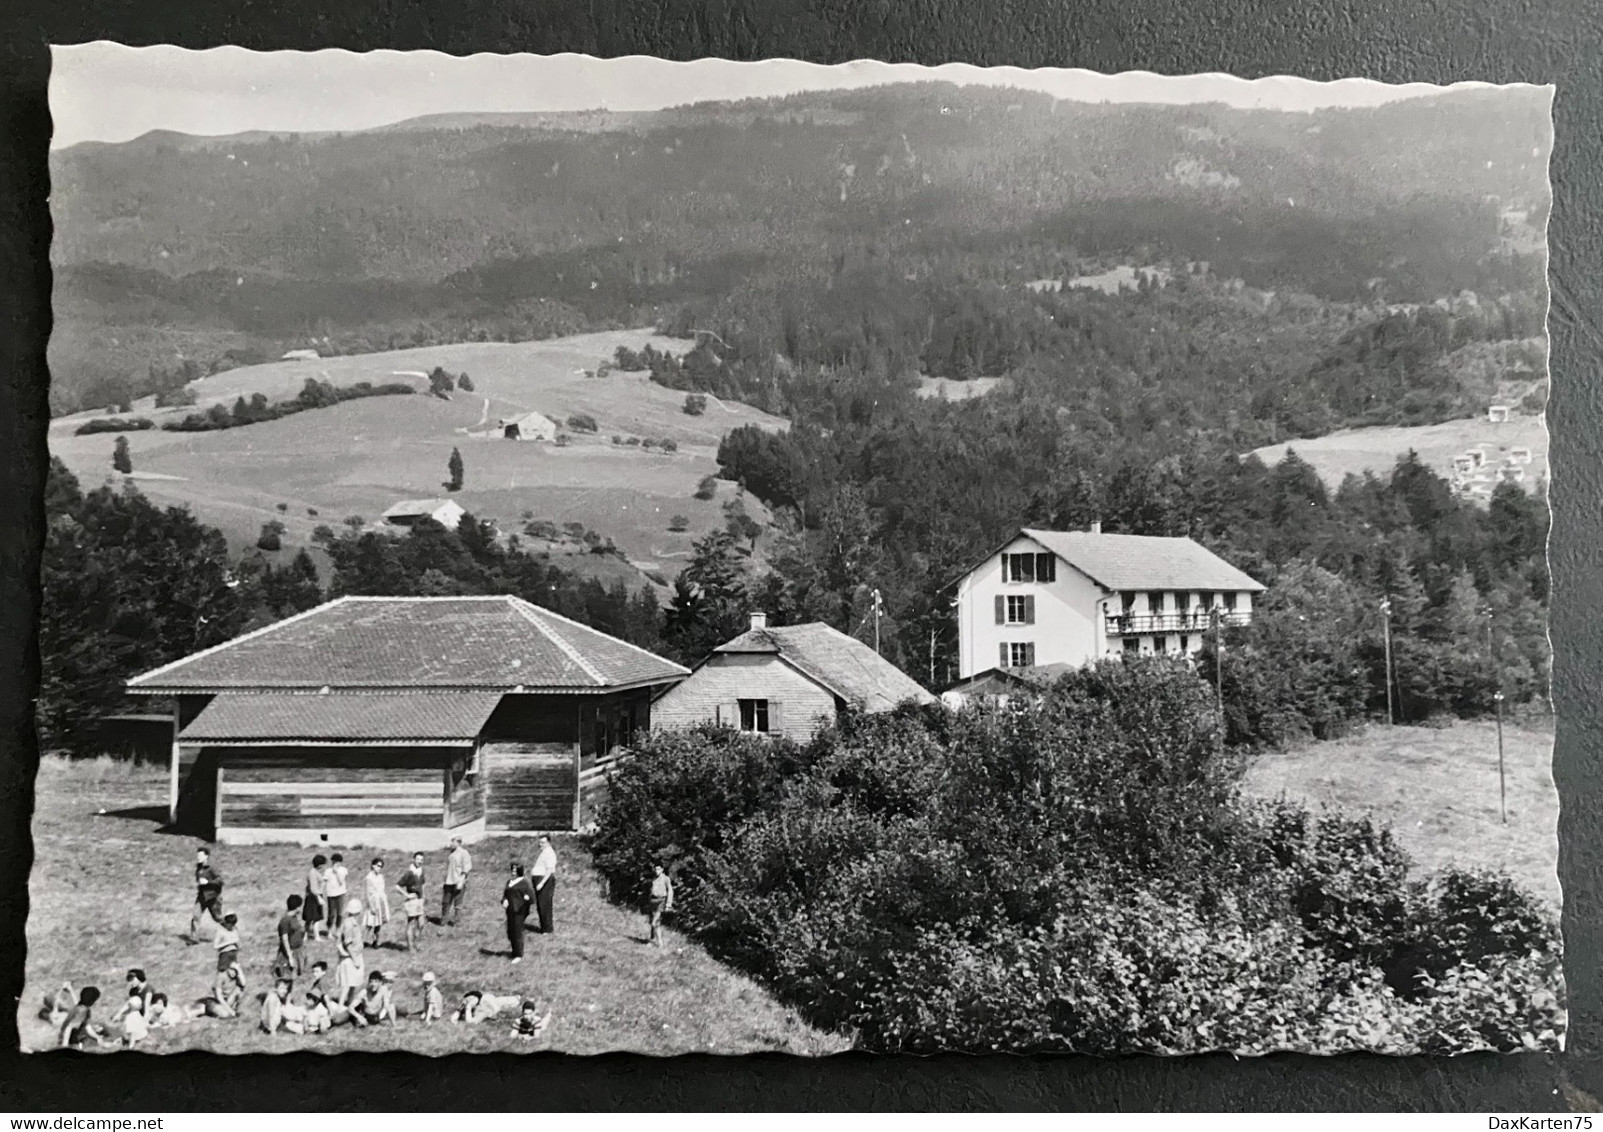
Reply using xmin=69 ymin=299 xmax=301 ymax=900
xmin=954 ymin=533 xmax=1259 ymax=678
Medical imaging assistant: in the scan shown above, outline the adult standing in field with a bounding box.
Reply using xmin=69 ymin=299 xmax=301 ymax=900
xmin=187 ymin=847 xmax=223 ymax=943
xmin=304 ymin=853 xmax=328 ymax=941
xmin=531 ymin=836 xmax=557 ymax=936
xmin=647 ymin=863 xmax=674 ymax=948
xmin=362 ymin=858 xmax=391 ymax=948
xmin=501 ymin=863 xmax=536 ymax=964
xmin=442 ymin=837 xmax=472 ymax=927
xmin=396 ymin=851 xmax=427 ymax=950
xmin=275 ymin=895 xmax=307 ymax=979
xmin=333 ymin=898 xmax=366 ymax=1006
xmin=325 ymin=852 xmax=350 ymax=930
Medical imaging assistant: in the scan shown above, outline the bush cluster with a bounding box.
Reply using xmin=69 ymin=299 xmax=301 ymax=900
xmin=75 ymin=417 xmax=154 ymax=436
xmin=591 ymin=659 xmax=1562 ymax=1054
xmin=162 ymin=379 xmax=413 ymax=433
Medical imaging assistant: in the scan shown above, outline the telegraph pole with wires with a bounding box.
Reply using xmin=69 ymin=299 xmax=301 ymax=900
xmin=1380 ymin=597 xmax=1395 ymax=726
xmin=871 ymin=588 xmax=884 ymax=656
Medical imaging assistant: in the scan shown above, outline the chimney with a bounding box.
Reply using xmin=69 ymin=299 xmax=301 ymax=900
xmin=750 ymin=611 xmax=768 ymax=631
xmin=1090 ymin=520 xmax=1102 ymax=535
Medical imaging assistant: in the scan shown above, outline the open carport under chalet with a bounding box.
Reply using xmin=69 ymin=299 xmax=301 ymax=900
xmin=125 ymin=596 xmax=688 ymax=847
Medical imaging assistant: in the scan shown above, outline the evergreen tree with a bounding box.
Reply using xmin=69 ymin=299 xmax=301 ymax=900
xmin=447 ymin=447 xmax=465 ymax=492
xmin=112 ymin=436 xmax=132 ymax=474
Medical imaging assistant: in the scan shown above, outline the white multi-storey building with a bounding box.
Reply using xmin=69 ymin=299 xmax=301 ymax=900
xmin=951 ymin=525 xmax=1267 ymax=680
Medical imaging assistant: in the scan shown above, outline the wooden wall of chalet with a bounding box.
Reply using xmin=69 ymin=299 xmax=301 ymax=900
xmin=478 ymin=689 xmax=656 ymax=831
xmin=173 ymin=694 xmax=216 ymax=834
xmin=214 ymin=748 xmax=448 ymax=832
xmin=445 ymin=749 xmax=485 ymax=828
xmin=481 ymin=694 xmax=578 ymax=831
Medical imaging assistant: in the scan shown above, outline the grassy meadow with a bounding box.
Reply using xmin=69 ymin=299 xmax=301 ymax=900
xmin=46 ymin=329 xmax=786 ymax=582
xmin=19 ymin=756 xmax=850 ymax=1056
xmin=1249 ymin=413 xmax=1548 ymax=492
xmin=1242 ymin=717 xmax=1560 ymax=907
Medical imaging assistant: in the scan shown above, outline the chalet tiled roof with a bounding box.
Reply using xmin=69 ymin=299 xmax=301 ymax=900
xmin=942 ymin=663 xmax=1077 ymax=695
xmin=179 ymin=692 xmax=503 ymax=744
xmin=715 ymin=622 xmax=936 ymax=712
xmin=128 ymin=596 xmax=688 ymax=692
xmin=1021 ymin=529 xmax=1266 ymax=593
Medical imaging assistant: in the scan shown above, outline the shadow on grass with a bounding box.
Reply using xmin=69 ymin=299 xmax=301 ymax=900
xmin=101 ymin=804 xmax=181 ymax=831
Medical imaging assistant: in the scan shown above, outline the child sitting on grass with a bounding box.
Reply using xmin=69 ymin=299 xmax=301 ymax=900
xmin=119 ymin=993 xmax=150 ymax=1048
xmin=38 ymin=982 xmax=74 ymax=1027
xmin=352 ymin=971 xmax=397 ymax=1027
xmin=59 ymin=987 xmax=108 ymax=1049
xmin=510 ymin=1000 xmax=552 ymax=1041
xmin=201 ymin=962 xmax=246 ymax=1019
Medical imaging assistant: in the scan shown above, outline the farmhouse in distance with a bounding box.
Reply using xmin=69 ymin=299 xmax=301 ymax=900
xmin=652 ymin=613 xmax=937 ymax=742
xmin=125 ymin=595 xmax=688 ymax=846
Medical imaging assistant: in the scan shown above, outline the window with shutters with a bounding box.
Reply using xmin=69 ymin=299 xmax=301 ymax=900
xmin=1005 ymin=595 xmax=1034 ymax=624
xmin=1224 ymin=592 xmax=1238 ymax=612
xmin=1179 ymin=634 xmax=1190 ymax=652
xmin=1147 ymin=591 xmax=1165 ymax=614
xmin=738 ymin=698 xmax=770 ymax=734
xmin=1002 ymin=552 xmax=1055 ymax=583
xmin=1122 ymin=636 xmax=1139 ymax=655
xmin=1175 ymin=591 xmax=1191 ymax=611
xmin=1001 ymin=642 xmax=1035 ymax=668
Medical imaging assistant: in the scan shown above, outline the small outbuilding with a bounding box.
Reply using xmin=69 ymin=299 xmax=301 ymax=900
xmin=1488 ymin=405 xmax=1511 ymax=423
xmin=281 ymin=349 xmax=321 ymax=362
xmin=125 ymin=595 xmax=689 ymax=846
xmin=499 ymin=411 xmax=558 ymax=441
xmin=652 ymin=613 xmax=936 ymax=743
xmin=939 ymin=663 xmax=1077 ymax=710
xmin=382 ymin=498 xmax=468 ymax=530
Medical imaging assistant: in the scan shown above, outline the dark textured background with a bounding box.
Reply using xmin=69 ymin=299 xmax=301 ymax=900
xmin=2 ymin=0 xmax=1599 ymax=1112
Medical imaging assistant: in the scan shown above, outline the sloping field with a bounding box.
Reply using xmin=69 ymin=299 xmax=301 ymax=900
xmin=1249 ymin=414 xmax=1548 ymax=492
xmin=1242 ymin=718 xmax=1559 ymax=908
xmin=49 ymin=330 xmax=786 ymax=580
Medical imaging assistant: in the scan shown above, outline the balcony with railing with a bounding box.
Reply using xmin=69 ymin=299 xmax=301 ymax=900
xmin=1105 ymin=609 xmax=1251 ymax=635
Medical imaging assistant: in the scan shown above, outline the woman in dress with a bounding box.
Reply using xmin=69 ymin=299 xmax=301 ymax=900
xmin=303 ymin=853 xmax=328 ymax=941
xmin=333 ymin=897 xmax=366 ymax=1006
xmin=362 ymin=858 xmax=391 ymax=948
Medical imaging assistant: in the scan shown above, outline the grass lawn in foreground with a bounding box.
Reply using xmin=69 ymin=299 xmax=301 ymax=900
xmin=20 ymin=757 xmax=850 ymax=1056
xmin=1241 ymin=717 xmax=1559 ymax=907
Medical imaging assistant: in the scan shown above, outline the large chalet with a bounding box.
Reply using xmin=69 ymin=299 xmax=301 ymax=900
xmin=951 ymin=525 xmax=1266 ymax=679
xmin=126 ymin=596 xmax=688 ymax=847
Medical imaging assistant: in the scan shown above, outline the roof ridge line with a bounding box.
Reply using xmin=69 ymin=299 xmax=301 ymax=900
xmin=507 ymin=598 xmax=607 ymax=685
xmin=508 ymin=596 xmax=690 ymax=675
xmin=127 ymin=595 xmax=356 ymax=687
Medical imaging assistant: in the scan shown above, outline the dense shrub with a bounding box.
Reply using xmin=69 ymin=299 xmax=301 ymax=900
xmin=668 ymin=514 xmax=689 ymax=532
xmin=75 ymin=417 xmax=154 ymax=436
xmin=590 ymin=661 xmax=1563 ymax=1055
xmin=694 ymin=475 xmax=719 ymax=501
xmin=567 ymin=413 xmax=599 ymax=433
xmin=683 ymin=393 xmax=708 ymax=416
xmin=162 ymin=380 xmax=412 ymax=432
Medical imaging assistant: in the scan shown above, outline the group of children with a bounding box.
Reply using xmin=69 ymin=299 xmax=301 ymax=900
xmin=37 ymin=837 xmax=569 ymax=1050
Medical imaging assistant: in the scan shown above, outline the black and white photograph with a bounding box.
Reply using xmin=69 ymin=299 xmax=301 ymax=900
xmin=28 ymin=44 xmax=1559 ymax=1057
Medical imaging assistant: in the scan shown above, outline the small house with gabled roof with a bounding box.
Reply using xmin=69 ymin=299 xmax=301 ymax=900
xmin=652 ymin=614 xmax=936 ymax=742
xmin=952 ymin=525 xmax=1266 ymax=677
xmin=382 ymin=498 xmax=467 ymax=530
xmin=126 ymin=595 xmax=688 ymax=846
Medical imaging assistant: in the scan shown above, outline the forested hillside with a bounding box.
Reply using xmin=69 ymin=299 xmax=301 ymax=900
xmin=51 ymin=83 xmax=1548 ymax=415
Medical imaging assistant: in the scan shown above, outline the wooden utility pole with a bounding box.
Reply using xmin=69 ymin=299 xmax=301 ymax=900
xmin=871 ymin=588 xmax=883 ymax=655
xmin=1380 ymin=598 xmax=1395 ymax=726
xmin=1494 ymin=690 xmax=1507 ymax=824
xmin=929 ymin=626 xmax=937 ymax=686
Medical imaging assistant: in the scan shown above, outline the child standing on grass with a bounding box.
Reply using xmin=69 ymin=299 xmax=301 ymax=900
xmin=647 ymin=863 xmax=675 ymax=947
xmin=363 ymin=858 xmax=391 ymax=948
xmin=304 ymin=853 xmax=328 ymax=941
xmin=419 ymin=972 xmax=443 ymax=1024
xmin=59 ymin=986 xmax=107 ymax=1049
xmin=214 ymin=912 xmax=241 ymax=974
xmin=276 ymin=895 xmax=307 ymax=978
xmin=325 ymin=853 xmax=350 ymax=928
xmin=334 ymin=898 xmax=366 ymax=1006
xmin=188 ymin=847 xmax=224 ymax=943
xmin=397 ymin=851 xmax=427 ymax=950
